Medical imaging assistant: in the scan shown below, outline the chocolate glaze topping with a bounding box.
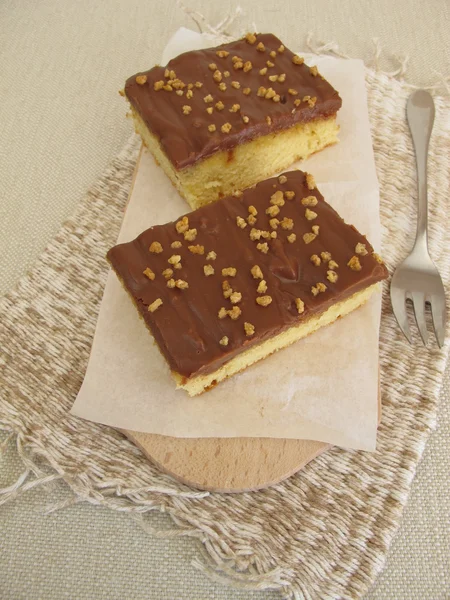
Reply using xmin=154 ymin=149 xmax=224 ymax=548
xmin=125 ymin=33 xmax=342 ymax=170
xmin=107 ymin=171 xmax=388 ymax=380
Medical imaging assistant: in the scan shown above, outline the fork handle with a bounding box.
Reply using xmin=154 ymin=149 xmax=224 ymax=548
xmin=406 ymin=90 xmax=435 ymax=253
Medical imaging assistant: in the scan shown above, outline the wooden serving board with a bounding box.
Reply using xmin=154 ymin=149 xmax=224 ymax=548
xmin=119 ymin=146 xmax=381 ymax=493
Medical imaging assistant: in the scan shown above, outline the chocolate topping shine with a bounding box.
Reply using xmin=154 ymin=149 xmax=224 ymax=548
xmin=107 ymin=171 xmax=388 ymax=380
xmin=125 ymin=33 xmax=342 ymax=170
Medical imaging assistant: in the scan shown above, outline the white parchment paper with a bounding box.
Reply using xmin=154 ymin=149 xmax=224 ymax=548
xmin=71 ymin=28 xmax=382 ymax=451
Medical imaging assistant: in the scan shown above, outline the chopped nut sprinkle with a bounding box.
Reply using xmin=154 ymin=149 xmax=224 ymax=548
xmin=167 ymin=278 xmax=176 ymax=289
xmin=266 ymin=60 xmax=275 ymax=67
xmin=224 ymin=70 xmax=230 ymax=77
xmin=273 ymin=94 xmax=281 ymax=103
xmin=320 ymin=251 xmax=332 ymax=262
xmin=278 ymin=44 xmax=285 ymax=53
xmin=280 ymin=217 xmax=294 ymax=230
xmin=312 ymin=225 xmax=320 ymax=235
xmin=256 ymin=42 xmax=265 ymax=52
xmin=229 ymin=103 xmax=240 ymax=112
xmin=287 ymin=233 xmax=296 ymax=243
xmin=186 ymin=89 xmax=193 ymax=99
xmin=245 ymin=32 xmax=257 ymax=44
xmin=269 ymin=218 xmax=280 ymax=229
xmin=221 ymin=123 xmax=232 ymax=133
xmin=266 ymin=116 xmax=272 ymax=125
xmin=305 ymin=208 xmax=318 ymax=220
xmin=222 ymin=267 xmax=237 ymax=277
xmin=242 ymin=115 xmax=250 ymax=123
xmin=184 ymin=228 xmax=197 ymax=241
xmin=307 ymin=96 xmax=317 ymax=107
xmin=260 ymin=231 xmax=271 ymax=239
xmin=278 ymin=174 xmax=288 ymax=184
xmin=136 ymin=74 xmax=147 ymax=85
xmin=244 ymin=322 xmax=255 ymax=336
xmin=310 ymin=254 xmax=321 ymax=266
xmin=229 ymin=306 xmax=242 ymax=320
xmin=278 ymin=74 xmax=286 ymax=82
xmin=208 ymin=124 xmax=216 ymax=132
xmin=182 ymin=105 xmax=192 ymax=115
xmin=175 ymin=279 xmax=189 ymax=289
xmin=270 ymin=190 xmax=285 ymax=206
xmin=168 ymin=254 xmax=181 ymax=265
xmin=143 ymin=267 xmax=155 ymax=280
xmin=148 ymin=298 xmax=162 ymax=312
xmin=208 ymin=63 xmax=217 ymax=71
xmin=218 ymin=307 xmax=228 ymax=319
xmin=270 ymin=50 xmax=277 ymax=58
xmin=259 ymin=67 xmax=268 ymax=75
xmin=215 ymin=100 xmax=225 ymax=110
xmin=294 ymin=98 xmax=301 ymax=106
xmin=292 ymin=55 xmax=304 ymax=65
xmin=203 ymin=264 xmax=215 ymax=276
xmin=236 ymin=216 xmax=247 ymax=229
xmin=175 ymin=90 xmax=184 ymax=96
xmin=154 ymin=80 xmax=164 ymax=91
xmin=327 ymin=270 xmax=339 ymax=283
xmin=203 ymin=94 xmax=213 ymax=103
xmin=302 ymin=195 xmax=318 ymax=207
xmin=248 ymin=205 xmax=258 ymax=216
xmin=149 ymin=241 xmax=163 ymax=253
xmin=187 ymin=83 xmax=194 ymax=90
xmin=243 ymin=87 xmax=251 ymax=95
xmin=206 ymin=250 xmax=217 ymax=261
xmin=355 ymin=243 xmax=368 ymax=255
xmin=194 ymin=81 xmax=203 ymax=88
xmin=256 ymin=280 xmax=267 ymax=294
xmin=310 ymin=65 xmax=319 ymax=76
xmin=233 ymin=60 xmax=244 ymax=70
xmin=348 ymin=256 xmax=362 ymax=271
xmin=162 ymin=84 xmax=173 ymax=92
xmin=256 ymin=295 xmax=272 ymax=307
xmin=288 ymin=88 xmax=298 ymax=95
xmin=175 ymin=216 xmax=189 ymax=234
xmin=373 ymin=252 xmax=384 ymax=264
xmin=231 ymin=80 xmax=241 ymax=89
xmin=284 ymin=191 xmax=295 ymax=200
xmin=222 ymin=280 xmax=232 ymax=298
xmin=257 ymin=86 xmax=267 ymax=97
xmin=168 ymin=70 xmax=176 ymax=79
xmin=328 ymin=259 xmax=339 ymax=270
xmin=306 ymin=173 xmax=316 ymax=190
xmin=174 ymin=263 xmax=182 ymax=270
xmin=295 ymin=298 xmax=305 ymax=314
xmin=219 ymin=336 xmax=229 ymax=346
xmin=230 ymin=291 xmax=242 ymax=304
xmin=188 ymin=244 xmax=204 ymax=255
xmin=216 ymin=50 xmax=230 ymax=58
xmin=303 ymin=232 xmax=317 ymax=244
xmin=219 ymin=82 xmax=227 ymax=91
xmin=266 ymin=205 xmax=280 ymax=217
xmin=162 ymin=268 xmax=173 ymax=279
xmin=265 ymin=87 xmax=276 ymax=99
xmin=251 ymin=265 xmax=263 ymax=279
xmin=249 ymin=228 xmax=262 ymax=241
xmin=257 ymin=242 xmax=269 ymax=253
xmin=311 ymin=282 xmax=327 ymax=296
xmin=213 ymin=70 xmax=222 ymax=82
xmin=271 ymin=231 xmax=277 ymax=238
xmin=243 ymin=61 xmax=253 ymax=72
xmin=268 ymin=74 xmax=278 ymax=82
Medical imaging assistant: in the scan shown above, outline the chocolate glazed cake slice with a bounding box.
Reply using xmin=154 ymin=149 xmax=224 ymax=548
xmin=123 ymin=33 xmax=342 ymax=209
xmin=107 ymin=170 xmax=388 ymax=397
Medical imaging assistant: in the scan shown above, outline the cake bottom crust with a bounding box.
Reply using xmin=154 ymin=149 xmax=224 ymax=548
xmin=174 ymin=284 xmax=379 ymax=397
xmin=130 ymin=108 xmax=340 ymax=210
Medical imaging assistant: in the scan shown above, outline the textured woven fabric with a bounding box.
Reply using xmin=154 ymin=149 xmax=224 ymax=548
xmin=1 ymin=64 xmax=449 ymax=600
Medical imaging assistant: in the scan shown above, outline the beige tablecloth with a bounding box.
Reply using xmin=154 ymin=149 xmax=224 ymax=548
xmin=1 ymin=1 xmax=449 ymax=598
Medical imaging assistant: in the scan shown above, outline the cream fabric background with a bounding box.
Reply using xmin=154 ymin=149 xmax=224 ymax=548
xmin=1 ymin=1 xmax=449 ymax=598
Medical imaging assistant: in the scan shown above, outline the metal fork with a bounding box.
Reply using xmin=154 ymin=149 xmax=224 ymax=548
xmin=390 ymin=90 xmax=446 ymax=348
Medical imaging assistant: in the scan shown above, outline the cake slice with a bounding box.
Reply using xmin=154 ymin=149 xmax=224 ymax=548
xmin=123 ymin=33 xmax=342 ymax=209
xmin=107 ymin=170 xmax=388 ymax=397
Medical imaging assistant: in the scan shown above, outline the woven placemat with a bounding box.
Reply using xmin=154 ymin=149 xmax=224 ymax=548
xmin=1 ymin=65 xmax=449 ymax=599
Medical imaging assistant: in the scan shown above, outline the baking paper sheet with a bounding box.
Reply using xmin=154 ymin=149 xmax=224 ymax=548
xmin=71 ymin=28 xmax=382 ymax=451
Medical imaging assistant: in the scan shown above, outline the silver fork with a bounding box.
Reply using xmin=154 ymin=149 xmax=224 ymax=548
xmin=390 ymin=90 xmax=446 ymax=348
